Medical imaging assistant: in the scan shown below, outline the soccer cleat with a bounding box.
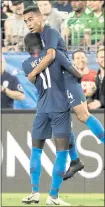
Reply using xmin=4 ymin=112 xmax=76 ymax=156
xmin=63 ymin=158 xmax=84 ymax=181
xmin=22 ymin=192 xmax=40 ymax=204
xmin=46 ymin=196 xmax=71 ymax=206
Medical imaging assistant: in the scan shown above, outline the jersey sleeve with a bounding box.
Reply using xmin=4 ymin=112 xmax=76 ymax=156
xmin=56 ymin=50 xmax=70 ymax=69
xmin=11 ymin=76 xmax=24 ymax=93
xmin=44 ymin=28 xmax=60 ymax=51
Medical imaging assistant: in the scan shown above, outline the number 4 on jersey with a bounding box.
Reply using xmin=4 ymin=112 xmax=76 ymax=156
xmin=67 ymin=90 xmax=73 ymax=99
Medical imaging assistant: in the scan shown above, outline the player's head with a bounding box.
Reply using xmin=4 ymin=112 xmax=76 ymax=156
xmin=96 ymin=46 xmax=105 ymax=69
xmin=71 ymin=0 xmax=86 ymax=12
xmin=23 ymin=6 xmax=43 ymax=33
xmin=72 ymin=49 xmax=88 ymax=71
xmin=11 ymin=0 xmax=24 ymax=15
xmin=24 ymin=32 xmax=43 ymax=55
xmin=37 ymin=0 xmax=53 ymax=16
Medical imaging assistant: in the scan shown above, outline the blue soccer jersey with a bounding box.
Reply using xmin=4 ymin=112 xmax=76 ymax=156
xmin=40 ymin=25 xmax=67 ymax=53
xmin=40 ymin=25 xmax=86 ymax=107
xmin=40 ymin=25 xmax=74 ymax=78
xmin=22 ymin=50 xmax=72 ymax=113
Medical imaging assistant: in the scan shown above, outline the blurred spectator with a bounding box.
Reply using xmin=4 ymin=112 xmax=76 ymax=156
xmin=4 ymin=0 xmax=29 ymax=51
xmin=24 ymin=0 xmax=35 ymax=8
xmin=3 ymin=53 xmax=38 ymax=109
xmin=2 ymin=1 xmax=13 ymax=16
xmin=61 ymin=1 xmax=91 ymax=48
xmin=72 ymin=49 xmax=97 ymax=98
xmin=54 ymin=0 xmax=72 ymax=13
xmin=84 ymin=1 xmax=104 ymax=48
xmin=1 ymin=10 xmax=8 ymax=47
xmin=88 ymin=46 xmax=105 ymax=109
xmin=1 ymin=56 xmax=25 ymax=109
xmin=37 ymin=0 xmax=64 ymax=32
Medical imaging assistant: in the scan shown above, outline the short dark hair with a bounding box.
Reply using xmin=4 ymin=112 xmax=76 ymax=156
xmin=24 ymin=32 xmax=43 ymax=54
xmin=23 ymin=5 xmax=40 ymax=15
xmin=72 ymin=49 xmax=86 ymax=60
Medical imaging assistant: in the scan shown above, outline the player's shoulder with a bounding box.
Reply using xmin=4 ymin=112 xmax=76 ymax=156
xmin=44 ymin=24 xmax=59 ymax=34
xmin=22 ymin=56 xmax=32 ymax=68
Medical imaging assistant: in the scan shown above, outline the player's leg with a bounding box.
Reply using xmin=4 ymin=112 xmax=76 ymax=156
xmin=30 ymin=139 xmax=44 ymax=195
xmin=46 ymin=111 xmax=71 ymax=206
xmin=22 ymin=139 xmax=44 ymax=204
xmin=63 ymin=130 xmax=84 ymax=180
xmin=22 ymin=113 xmax=52 ymax=204
xmin=64 ymin=81 xmax=104 ymax=180
xmin=67 ymin=80 xmax=104 ymax=144
xmin=47 ymin=139 xmax=70 ymax=206
xmin=73 ymin=101 xmax=104 ymax=144
xmin=63 ymin=106 xmax=84 ymax=180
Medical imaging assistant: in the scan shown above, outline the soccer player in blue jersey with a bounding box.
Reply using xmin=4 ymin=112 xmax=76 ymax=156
xmin=23 ymin=6 xmax=105 ymax=180
xmin=22 ymin=32 xmax=83 ymax=205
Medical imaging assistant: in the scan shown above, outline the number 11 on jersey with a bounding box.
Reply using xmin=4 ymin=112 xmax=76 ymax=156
xmin=40 ymin=68 xmax=51 ymax=89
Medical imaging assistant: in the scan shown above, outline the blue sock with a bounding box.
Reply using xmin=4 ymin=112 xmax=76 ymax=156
xmin=69 ymin=131 xmax=79 ymax=161
xmin=50 ymin=150 xmax=68 ymax=198
xmin=85 ymin=115 xmax=105 ymax=144
xmin=30 ymin=147 xmax=42 ymax=193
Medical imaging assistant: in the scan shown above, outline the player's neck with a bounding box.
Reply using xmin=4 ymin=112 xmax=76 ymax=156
xmin=40 ymin=22 xmax=46 ymax=32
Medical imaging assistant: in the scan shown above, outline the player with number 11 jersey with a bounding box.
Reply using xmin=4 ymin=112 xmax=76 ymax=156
xmin=23 ymin=49 xmax=72 ymax=114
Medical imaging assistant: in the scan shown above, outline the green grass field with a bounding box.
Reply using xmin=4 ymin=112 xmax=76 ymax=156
xmin=2 ymin=193 xmax=104 ymax=206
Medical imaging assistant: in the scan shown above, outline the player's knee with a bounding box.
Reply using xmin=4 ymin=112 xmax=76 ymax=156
xmin=32 ymin=139 xmax=45 ymax=149
xmin=55 ymin=138 xmax=69 ymax=151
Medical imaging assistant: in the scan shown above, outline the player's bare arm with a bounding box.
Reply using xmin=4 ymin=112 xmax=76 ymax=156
xmin=67 ymin=64 xmax=83 ymax=78
xmin=56 ymin=51 xmax=83 ymax=79
xmin=28 ymin=49 xmax=56 ymax=82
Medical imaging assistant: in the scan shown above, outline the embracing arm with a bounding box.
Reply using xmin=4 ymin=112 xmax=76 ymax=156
xmin=28 ymin=28 xmax=61 ymax=82
xmin=66 ymin=63 xmax=83 ymax=78
xmin=28 ymin=48 xmax=56 ymax=81
xmin=56 ymin=50 xmax=83 ymax=78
